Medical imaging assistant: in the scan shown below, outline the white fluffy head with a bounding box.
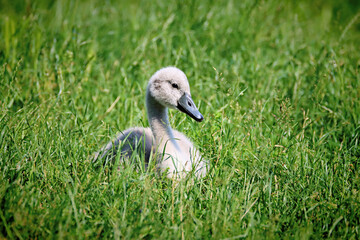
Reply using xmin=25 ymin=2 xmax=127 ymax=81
xmin=147 ymin=67 xmax=191 ymax=109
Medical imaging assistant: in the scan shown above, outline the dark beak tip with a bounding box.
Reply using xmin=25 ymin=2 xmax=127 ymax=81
xmin=196 ymin=115 xmax=204 ymax=122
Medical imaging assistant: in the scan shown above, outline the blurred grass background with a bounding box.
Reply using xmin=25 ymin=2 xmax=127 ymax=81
xmin=1 ymin=0 xmax=360 ymax=238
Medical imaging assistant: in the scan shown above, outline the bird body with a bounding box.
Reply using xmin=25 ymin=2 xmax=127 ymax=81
xmin=95 ymin=67 xmax=207 ymax=178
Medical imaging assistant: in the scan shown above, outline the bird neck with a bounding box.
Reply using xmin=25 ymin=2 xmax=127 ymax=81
xmin=146 ymin=93 xmax=178 ymax=150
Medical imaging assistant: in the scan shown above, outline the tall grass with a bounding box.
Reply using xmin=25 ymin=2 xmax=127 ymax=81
xmin=1 ymin=0 xmax=359 ymax=238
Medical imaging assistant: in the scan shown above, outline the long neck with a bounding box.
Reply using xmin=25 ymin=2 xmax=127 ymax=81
xmin=146 ymin=92 xmax=176 ymax=149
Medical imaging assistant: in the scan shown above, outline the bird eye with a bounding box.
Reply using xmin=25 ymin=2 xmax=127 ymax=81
xmin=171 ymin=83 xmax=179 ymax=89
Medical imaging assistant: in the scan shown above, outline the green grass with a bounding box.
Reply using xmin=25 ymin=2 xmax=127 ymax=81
xmin=1 ymin=0 xmax=360 ymax=238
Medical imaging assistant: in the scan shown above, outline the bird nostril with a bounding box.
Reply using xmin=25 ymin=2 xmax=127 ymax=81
xmin=188 ymin=101 xmax=192 ymax=107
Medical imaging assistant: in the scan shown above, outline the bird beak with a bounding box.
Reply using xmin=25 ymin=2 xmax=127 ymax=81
xmin=177 ymin=93 xmax=204 ymax=122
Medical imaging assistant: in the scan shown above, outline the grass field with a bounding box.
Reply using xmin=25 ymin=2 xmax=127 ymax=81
xmin=1 ymin=0 xmax=360 ymax=238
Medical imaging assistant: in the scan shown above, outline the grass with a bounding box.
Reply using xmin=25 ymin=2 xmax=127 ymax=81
xmin=1 ymin=0 xmax=360 ymax=238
